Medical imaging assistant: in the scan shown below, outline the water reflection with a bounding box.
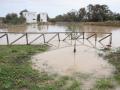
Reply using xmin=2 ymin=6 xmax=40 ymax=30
xmin=0 ymin=23 xmax=120 ymax=47
xmin=1 ymin=23 xmax=119 ymax=33
xmin=7 ymin=26 xmax=27 ymax=32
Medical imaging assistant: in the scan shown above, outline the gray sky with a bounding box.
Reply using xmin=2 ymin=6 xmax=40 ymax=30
xmin=0 ymin=0 xmax=120 ymax=18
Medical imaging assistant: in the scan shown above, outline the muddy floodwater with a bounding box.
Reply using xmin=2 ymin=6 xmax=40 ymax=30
xmin=1 ymin=23 xmax=120 ymax=89
xmin=32 ymin=45 xmax=114 ymax=76
xmin=0 ymin=23 xmax=120 ymax=47
xmin=32 ymin=45 xmax=115 ymax=89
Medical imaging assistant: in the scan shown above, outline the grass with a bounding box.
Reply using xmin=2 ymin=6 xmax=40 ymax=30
xmin=103 ymin=48 xmax=120 ymax=85
xmin=0 ymin=45 xmax=81 ymax=90
xmin=94 ymin=78 xmax=114 ymax=90
xmin=92 ymin=47 xmax=120 ymax=90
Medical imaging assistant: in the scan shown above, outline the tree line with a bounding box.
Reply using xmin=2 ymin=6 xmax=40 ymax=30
xmin=50 ymin=4 xmax=120 ymax=22
xmin=2 ymin=10 xmax=27 ymax=25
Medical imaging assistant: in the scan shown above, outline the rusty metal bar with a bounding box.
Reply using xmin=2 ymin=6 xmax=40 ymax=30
xmin=0 ymin=31 xmax=112 ymax=34
xmin=86 ymin=33 xmax=96 ymax=39
xmin=29 ymin=34 xmax=43 ymax=44
xmin=47 ymin=34 xmax=58 ymax=43
xmin=0 ymin=33 xmax=6 ymax=38
xmin=99 ymin=41 xmax=106 ymax=48
xmin=76 ymin=33 xmax=83 ymax=39
xmin=63 ymin=33 xmax=71 ymax=41
xmin=87 ymin=39 xmax=96 ymax=47
xmin=10 ymin=34 xmax=25 ymax=45
xmin=99 ymin=34 xmax=111 ymax=42
xmin=0 ymin=32 xmax=112 ymax=47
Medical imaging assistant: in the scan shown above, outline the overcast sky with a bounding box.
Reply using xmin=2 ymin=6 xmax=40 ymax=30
xmin=0 ymin=0 xmax=120 ymax=18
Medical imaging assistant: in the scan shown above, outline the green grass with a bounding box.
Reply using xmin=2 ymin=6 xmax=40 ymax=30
xmin=104 ymin=48 xmax=120 ymax=85
xmin=94 ymin=78 xmax=114 ymax=90
xmin=0 ymin=45 xmax=81 ymax=90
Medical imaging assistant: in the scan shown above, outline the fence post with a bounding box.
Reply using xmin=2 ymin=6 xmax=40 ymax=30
xmin=83 ymin=32 xmax=85 ymax=43
xmin=43 ymin=34 xmax=46 ymax=43
xmin=26 ymin=33 xmax=29 ymax=45
xmin=95 ymin=34 xmax=97 ymax=47
xmin=58 ymin=33 xmax=60 ymax=41
xmin=110 ymin=33 xmax=112 ymax=45
xmin=6 ymin=33 xmax=9 ymax=45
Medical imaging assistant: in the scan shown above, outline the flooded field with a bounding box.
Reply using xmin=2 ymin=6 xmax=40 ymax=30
xmin=32 ymin=45 xmax=115 ymax=89
xmin=0 ymin=23 xmax=120 ymax=47
xmin=1 ymin=23 xmax=120 ymax=89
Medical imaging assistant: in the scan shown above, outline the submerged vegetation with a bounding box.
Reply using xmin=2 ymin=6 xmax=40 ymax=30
xmin=104 ymin=48 xmax=120 ymax=85
xmin=92 ymin=48 xmax=120 ymax=90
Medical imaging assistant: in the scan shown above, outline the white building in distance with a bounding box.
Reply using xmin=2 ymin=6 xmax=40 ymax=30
xmin=40 ymin=13 xmax=48 ymax=23
xmin=23 ymin=12 xmax=37 ymax=23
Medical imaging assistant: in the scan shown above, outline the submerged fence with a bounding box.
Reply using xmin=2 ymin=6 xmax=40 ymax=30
xmin=0 ymin=32 xmax=112 ymax=48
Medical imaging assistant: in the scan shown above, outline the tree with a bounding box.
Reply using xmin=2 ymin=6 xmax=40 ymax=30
xmin=18 ymin=16 xmax=26 ymax=24
xmin=4 ymin=13 xmax=18 ymax=24
xmin=3 ymin=13 xmax=26 ymax=24
xmin=78 ymin=8 xmax=86 ymax=21
xmin=51 ymin=4 xmax=120 ymax=22
xmin=86 ymin=4 xmax=113 ymax=21
xmin=113 ymin=13 xmax=120 ymax=20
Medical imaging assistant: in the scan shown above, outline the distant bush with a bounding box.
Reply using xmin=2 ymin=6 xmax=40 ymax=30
xmin=3 ymin=13 xmax=26 ymax=25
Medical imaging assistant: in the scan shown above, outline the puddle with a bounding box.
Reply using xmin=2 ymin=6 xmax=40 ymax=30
xmin=32 ymin=45 xmax=115 ymax=89
xmin=32 ymin=46 xmax=114 ymax=76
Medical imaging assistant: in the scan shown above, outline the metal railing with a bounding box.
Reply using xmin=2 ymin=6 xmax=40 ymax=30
xmin=0 ymin=32 xmax=112 ymax=47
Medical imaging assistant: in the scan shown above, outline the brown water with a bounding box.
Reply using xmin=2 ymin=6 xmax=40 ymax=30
xmin=1 ymin=24 xmax=120 ymax=89
xmin=32 ymin=45 xmax=115 ymax=89
xmin=0 ymin=24 xmax=120 ymax=47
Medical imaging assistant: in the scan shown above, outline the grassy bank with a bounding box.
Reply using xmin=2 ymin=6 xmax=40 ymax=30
xmin=0 ymin=45 xmax=81 ymax=90
xmin=104 ymin=48 xmax=120 ymax=85
xmin=92 ymin=48 xmax=120 ymax=90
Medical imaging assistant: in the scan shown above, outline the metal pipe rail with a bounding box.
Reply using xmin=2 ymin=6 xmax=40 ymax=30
xmin=0 ymin=32 xmax=112 ymax=46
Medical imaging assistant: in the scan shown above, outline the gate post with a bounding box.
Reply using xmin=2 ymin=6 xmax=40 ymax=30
xmin=6 ymin=33 xmax=9 ymax=45
xmin=26 ymin=33 xmax=29 ymax=45
xmin=58 ymin=33 xmax=60 ymax=42
xmin=110 ymin=33 xmax=112 ymax=46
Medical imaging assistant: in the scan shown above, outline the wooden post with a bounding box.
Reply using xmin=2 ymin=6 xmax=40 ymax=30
xmin=95 ymin=34 xmax=97 ymax=47
xmin=83 ymin=32 xmax=85 ymax=43
xmin=43 ymin=34 xmax=46 ymax=43
xmin=58 ymin=33 xmax=60 ymax=42
xmin=26 ymin=33 xmax=29 ymax=45
xmin=73 ymin=32 xmax=77 ymax=53
xmin=71 ymin=33 xmax=72 ymax=40
xmin=110 ymin=33 xmax=112 ymax=46
xmin=6 ymin=33 xmax=9 ymax=45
